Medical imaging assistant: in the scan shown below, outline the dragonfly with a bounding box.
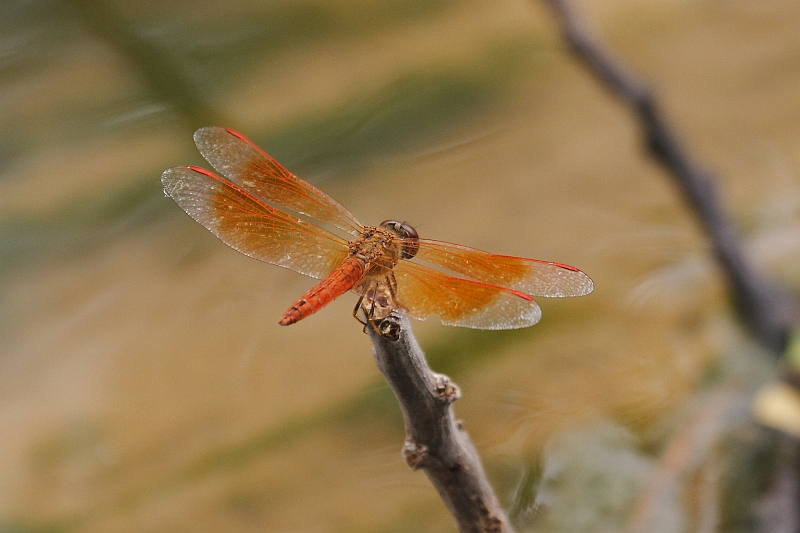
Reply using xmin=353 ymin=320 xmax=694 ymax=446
xmin=161 ymin=127 xmax=593 ymax=332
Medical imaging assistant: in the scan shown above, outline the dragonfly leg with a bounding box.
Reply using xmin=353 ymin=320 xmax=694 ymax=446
xmin=352 ymin=278 xmax=400 ymax=340
xmin=352 ymin=293 xmax=368 ymax=327
xmin=353 ymin=282 xmax=379 ymax=333
xmin=364 ymin=279 xmax=401 ymax=340
xmin=376 ymin=275 xmax=401 ymax=340
xmin=362 ymin=284 xmax=380 ymax=334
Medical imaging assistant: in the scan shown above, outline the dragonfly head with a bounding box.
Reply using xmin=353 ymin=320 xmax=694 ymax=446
xmin=380 ymin=220 xmax=420 ymax=259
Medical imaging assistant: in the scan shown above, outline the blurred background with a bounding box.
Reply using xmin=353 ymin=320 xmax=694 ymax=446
xmin=2 ymin=0 xmax=800 ymax=531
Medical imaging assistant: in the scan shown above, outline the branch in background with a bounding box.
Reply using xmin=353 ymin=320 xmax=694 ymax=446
xmin=540 ymin=0 xmax=799 ymax=354
xmin=538 ymin=3 xmax=800 ymax=532
xmin=368 ymin=316 xmax=514 ymax=533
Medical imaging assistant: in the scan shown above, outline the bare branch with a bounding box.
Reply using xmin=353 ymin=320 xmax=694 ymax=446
xmin=368 ymin=315 xmax=514 ymax=533
xmin=540 ymin=0 xmax=799 ymax=354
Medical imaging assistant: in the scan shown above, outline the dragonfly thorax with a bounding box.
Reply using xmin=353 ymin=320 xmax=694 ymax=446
xmin=349 ymin=225 xmax=404 ymax=273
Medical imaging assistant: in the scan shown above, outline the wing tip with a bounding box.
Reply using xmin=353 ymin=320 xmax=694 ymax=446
xmin=193 ymin=126 xmax=222 ymax=144
xmin=187 ymin=165 xmax=216 ymax=178
xmin=435 ymin=291 xmax=542 ymax=330
xmin=223 ymin=127 xmax=247 ymax=141
xmin=161 ymin=166 xmax=226 ymax=203
xmin=578 ymin=273 xmax=595 ymax=296
xmin=160 ymin=166 xmax=187 ymax=196
xmin=543 ymin=269 xmax=595 ymax=298
xmin=550 ymin=263 xmax=594 ymax=296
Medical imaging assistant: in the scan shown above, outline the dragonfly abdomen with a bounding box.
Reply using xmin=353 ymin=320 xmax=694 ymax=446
xmin=279 ymin=257 xmax=366 ymax=325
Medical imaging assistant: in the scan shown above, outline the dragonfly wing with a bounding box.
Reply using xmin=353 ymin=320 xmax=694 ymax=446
xmin=390 ymin=261 xmax=541 ymax=329
xmin=414 ymin=239 xmax=593 ymax=297
xmin=162 ymin=166 xmax=350 ymax=279
xmin=193 ymin=127 xmax=363 ymax=236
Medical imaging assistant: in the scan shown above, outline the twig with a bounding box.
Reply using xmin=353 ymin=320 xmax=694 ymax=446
xmin=540 ymin=0 xmax=799 ymax=354
xmin=368 ymin=315 xmax=514 ymax=533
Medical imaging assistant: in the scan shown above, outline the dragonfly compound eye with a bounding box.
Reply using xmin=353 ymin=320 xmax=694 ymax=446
xmin=381 ymin=220 xmax=420 ymax=259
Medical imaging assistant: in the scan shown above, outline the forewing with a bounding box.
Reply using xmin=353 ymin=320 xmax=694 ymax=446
xmin=162 ymin=166 xmax=350 ymax=279
xmin=391 ymin=261 xmax=541 ymax=329
xmin=414 ymin=239 xmax=593 ymax=297
xmin=193 ymin=127 xmax=363 ymax=236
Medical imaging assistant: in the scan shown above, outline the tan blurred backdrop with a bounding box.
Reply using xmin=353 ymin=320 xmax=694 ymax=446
xmin=1 ymin=0 xmax=799 ymax=531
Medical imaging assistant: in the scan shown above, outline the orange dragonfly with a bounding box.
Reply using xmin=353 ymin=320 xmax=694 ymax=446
xmin=161 ymin=127 xmax=593 ymax=330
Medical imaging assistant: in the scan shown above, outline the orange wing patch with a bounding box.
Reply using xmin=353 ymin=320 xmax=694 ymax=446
xmin=415 ymin=239 xmax=593 ymax=297
xmin=392 ymin=261 xmax=541 ymax=329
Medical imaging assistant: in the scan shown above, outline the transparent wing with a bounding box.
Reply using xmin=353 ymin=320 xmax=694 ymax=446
xmin=193 ymin=127 xmax=363 ymax=236
xmin=162 ymin=166 xmax=350 ymax=279
xmin=390 ymin=260 xmax=542 ymax=330
xmin=414 ymin=239 xmax=593 ymax=297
